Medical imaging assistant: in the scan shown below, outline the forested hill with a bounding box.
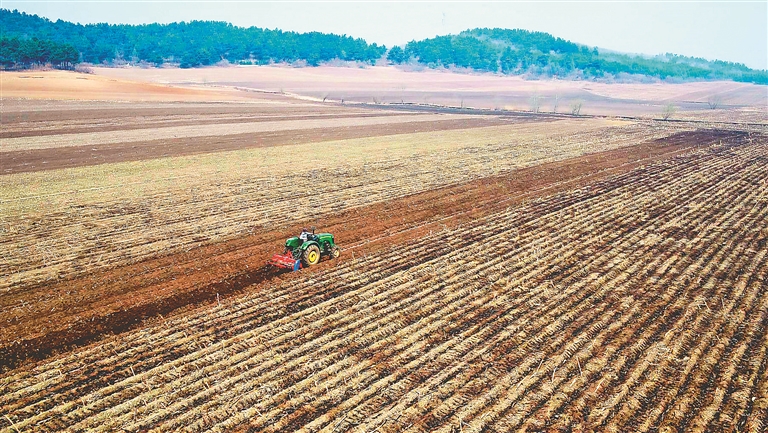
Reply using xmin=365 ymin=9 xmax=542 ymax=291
xmin=2 ymin=9 xmax=765 ymax=84
xmin=392 ymin=28 xmax=767 ymax=84
xmin=0 ymin=9 xmax=386 ymax=67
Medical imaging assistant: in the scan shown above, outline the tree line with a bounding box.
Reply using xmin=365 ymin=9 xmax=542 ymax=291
xmin=390 ymin=28 xmax=767 ymax=85
xmin=1 ymin=9 xmax=386 ymax=68
xmin=3 ymin=9 xmax=765 ymax=85
xmin=0 ymin=37 xmax=79 ymax=69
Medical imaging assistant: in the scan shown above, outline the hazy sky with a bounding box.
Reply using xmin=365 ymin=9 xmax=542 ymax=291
xmin=5 ymin=1 xmax=767 ymax=69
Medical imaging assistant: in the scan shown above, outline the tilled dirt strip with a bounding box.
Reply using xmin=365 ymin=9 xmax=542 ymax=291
xmin=0 ymin=129 xmax=745 ymax=372
xmin=0 ymin=118 xmax=508 ymax=174
xmin=0 ymin=112 xmax=411 ymax=139
xmin=1 ymin=113 xmax=480 ymax=152
xmin=0 ymin=103 xmax=360 ymax=124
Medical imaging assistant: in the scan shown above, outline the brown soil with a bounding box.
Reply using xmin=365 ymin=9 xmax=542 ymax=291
xmin=0 ymin=102 xmax=353 ymax=124
xmin=0 ymin=112 xmax=408 ymax=138
xmin=0 ymin=117 xmax=509 ymax=174
xmin=0 ymin=128 xmax=747 ymax=371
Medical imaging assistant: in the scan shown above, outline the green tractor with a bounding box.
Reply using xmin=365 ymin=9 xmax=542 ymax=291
xmin=267 ymin=227 xmax=341 ymax=271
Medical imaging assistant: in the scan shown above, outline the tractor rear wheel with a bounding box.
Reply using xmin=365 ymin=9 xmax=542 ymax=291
xmin=330 ymin=246 xmax=341 ymax=259
xmin=303 ymin=245 xmax=321 ymax=267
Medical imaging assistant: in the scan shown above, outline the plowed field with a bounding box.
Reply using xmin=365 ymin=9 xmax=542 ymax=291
xmin=2 ymin=134 xmax=766 ymax=432
xmin=1 ymin=80 xmax=767 ymax=432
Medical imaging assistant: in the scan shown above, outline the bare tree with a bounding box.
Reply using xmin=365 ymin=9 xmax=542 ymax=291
xmin=707 ymin=95 xmax=722 ymax=110
xmin=529 ymin=94 xmax=541 ymax=113
xmin=570 ymin=101 xmax=582 ymax=116
xmin=662 ymin=103 xmax=676 ymax=120
xmin=552 ymin=94 xmax=560 ymax=113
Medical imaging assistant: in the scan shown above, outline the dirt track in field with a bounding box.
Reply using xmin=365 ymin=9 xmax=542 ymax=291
xmin=0 ymin=117 xmax=509 ymax=174
xmin=95 ymin=66 xmax=768 ymax=116
xmin=0 ymin=129 xmax=747 ymax=371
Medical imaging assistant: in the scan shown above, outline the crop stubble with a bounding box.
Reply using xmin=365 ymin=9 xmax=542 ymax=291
xmin=2 ymin=126 xmax=731 ymax=373
xmin=1 ymin=135 xmax=766 ymax=432
xmin=0 ymin=118 xmax=673 ymax=291
xmin=0 ymin=118 xmax=511 ymax=174
xmin=2 ymin=118 xmax=701 ymax=367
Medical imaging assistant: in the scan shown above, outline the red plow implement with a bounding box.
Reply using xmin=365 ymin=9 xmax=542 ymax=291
xmin=267 ymin=252 xmax=302 ymax=272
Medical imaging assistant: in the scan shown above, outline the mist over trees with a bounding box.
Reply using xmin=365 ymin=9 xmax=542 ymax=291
xmin=2 ymin=9 xmax=765 ymax=85
xmin=396 ymin=28 xmax=767 ymax=84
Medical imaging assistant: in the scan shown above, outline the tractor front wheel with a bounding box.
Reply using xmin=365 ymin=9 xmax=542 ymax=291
xmin=330 ymin=246 xmax=341 ymax=259
xmin=303 ymin=245 xmax=321 ymax=267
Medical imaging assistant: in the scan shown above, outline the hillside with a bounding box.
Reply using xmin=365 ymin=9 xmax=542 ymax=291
xmin=2 ymin=9 xmax=765 ymax=84
xmin=398 ymin=28 xmax=767 ymax=84
xmin=0 ymin=9 xmax=386 ymax=67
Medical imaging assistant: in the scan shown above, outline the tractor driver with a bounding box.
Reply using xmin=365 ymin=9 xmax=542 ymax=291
xmin=299 ymin=228 xmax=310 ymax=242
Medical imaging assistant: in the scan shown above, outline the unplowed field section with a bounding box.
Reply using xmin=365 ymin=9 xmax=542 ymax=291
xmin=2 ymin=138 xmax=766 ymax=432
xmin=0 ymin=117 xmax=507 ymax=174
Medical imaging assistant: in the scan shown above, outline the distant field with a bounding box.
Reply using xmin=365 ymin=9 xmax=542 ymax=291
xmin=0 ymin=70 xmax=262 ymax=102
xmin=1 ymin=67 xmax=767 ymax=432
xmin=94 ymin=65 xmax=768 ymax=118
